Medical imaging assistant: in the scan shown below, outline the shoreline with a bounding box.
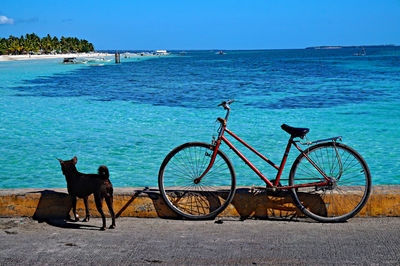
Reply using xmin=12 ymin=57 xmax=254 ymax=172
xmin=0 ymin=52 xmax=113 ymax=62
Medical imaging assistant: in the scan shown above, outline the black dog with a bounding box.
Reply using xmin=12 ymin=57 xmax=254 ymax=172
xmin=57 ymin=156 xmax=116 ymax=230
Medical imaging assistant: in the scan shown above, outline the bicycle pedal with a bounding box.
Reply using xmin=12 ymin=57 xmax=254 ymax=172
xmin=266 ymin=186 xmax=288 ymax=197
xmin=250 ymin=185 xmax=266 ymax=193
xmin=252 ymin=186 xmax=267 ymax=190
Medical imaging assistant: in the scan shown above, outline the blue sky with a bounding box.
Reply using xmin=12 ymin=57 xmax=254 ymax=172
xmin=1 ymin=0 xmax=400 ymax=50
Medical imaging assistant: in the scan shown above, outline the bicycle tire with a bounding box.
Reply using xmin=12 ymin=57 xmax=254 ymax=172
xmin=289 ymin=142 xmax=371 ymax=222
xmin=158 ymin=142 xmax=236 ymax=220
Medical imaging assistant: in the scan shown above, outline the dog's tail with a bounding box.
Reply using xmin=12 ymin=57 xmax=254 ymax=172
xmin=98 ymin=165 xmax=109 ymax=180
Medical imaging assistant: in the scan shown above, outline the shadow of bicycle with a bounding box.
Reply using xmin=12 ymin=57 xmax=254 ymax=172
xmin=114 ymin=187 xmax=327 ymax=222
xmin=230 ymin=188 xmax=327 ymax=221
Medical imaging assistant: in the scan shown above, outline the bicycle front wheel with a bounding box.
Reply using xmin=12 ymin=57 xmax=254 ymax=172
xmin=158 ymin=142 xmax=236 ymax=220
xmin=289 ymin=142 xmax=371 ymax=222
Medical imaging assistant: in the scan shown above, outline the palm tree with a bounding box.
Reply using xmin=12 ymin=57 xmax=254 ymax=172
xmin=0 ymin=34 xmax=95 ymax=55
xmin=52 ymin=36 xmax=60 ymax=53
xmin=41 ymin=34 xmax=53 ymax=54
xmin=0 ymin=38 xmax=8 ymax=54
xmin=7 ymin=35 xmax=23 ymax=55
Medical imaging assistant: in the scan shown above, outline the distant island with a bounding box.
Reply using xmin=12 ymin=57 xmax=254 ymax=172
xmin=306 ymin=45 xmax=397 ymax=49
xmin=0 ymin=33 xmax=95 ymax=55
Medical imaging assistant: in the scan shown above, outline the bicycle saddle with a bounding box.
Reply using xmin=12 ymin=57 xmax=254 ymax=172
xmin=281 ymin=124 xmax=310 ymax=139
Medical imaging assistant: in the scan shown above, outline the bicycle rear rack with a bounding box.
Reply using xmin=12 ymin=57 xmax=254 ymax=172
xmin=299 ymin=136 xmax=342 ymax=146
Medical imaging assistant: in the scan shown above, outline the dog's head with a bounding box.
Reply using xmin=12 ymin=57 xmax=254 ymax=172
xmin=57 ymin=156 xmax=78 ymax=176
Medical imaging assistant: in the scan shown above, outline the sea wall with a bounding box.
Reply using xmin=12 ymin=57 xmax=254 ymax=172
xmin=0 ymin=186 xmax=399 ymax=220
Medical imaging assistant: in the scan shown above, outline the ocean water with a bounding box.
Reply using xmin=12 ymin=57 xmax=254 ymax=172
xmin=0 ymin=48 xmax=399 ymax=189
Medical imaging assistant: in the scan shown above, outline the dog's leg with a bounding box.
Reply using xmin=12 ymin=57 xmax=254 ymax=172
xmin=83 ymin=196 xmax=90 ymax=222
xmin=72 ymin=196 xmax=79 ymax=222
xmin=94 ymin=194 xmax=106 ymax=230
xmin=105 ymin=196 xmax=116 ymax=229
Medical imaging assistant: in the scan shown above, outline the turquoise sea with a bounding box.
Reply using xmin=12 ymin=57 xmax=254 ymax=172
xmin=1 ymin=48 xmax=399 ymax=189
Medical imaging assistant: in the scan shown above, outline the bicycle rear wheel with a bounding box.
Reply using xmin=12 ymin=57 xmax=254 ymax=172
xmin=158 ymin=142 xmax=236 ymax=220
xmin=289 ymin=142 xmax=371 ymax=222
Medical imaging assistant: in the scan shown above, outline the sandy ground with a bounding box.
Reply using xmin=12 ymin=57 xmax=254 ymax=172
xmin=0 ymin=217 xmax=399 ymax=265
xmin=0 ymin=53 xmax=113 ymax=62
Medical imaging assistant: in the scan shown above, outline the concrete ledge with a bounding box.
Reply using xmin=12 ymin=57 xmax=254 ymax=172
xmin=0 ymin=186 xmax=399 ymax=220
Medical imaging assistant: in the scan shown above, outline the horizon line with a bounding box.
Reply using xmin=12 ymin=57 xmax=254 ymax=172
xmin=97 ymin=44 xmax=399 ymax=51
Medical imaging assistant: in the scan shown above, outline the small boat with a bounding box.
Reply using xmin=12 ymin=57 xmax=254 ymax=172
xmin=87 ymin=63 xmax=104 ymax=67
xmin=155 ymin=50 xmax=169 ymax=55
xmin=217 ymin=50 xmax=225 ymax=55
xmin=62 ymin=57 xmax=77 ymax=64
xmin=62 ymin=57 xmax=87 ymax=64
xmin=86 ymin=57 xmax=111 ymax=63
xmin=353 ymin=47 xmax=366 ymax=56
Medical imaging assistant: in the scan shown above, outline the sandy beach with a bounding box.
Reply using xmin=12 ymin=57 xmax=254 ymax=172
xmin=0 ymin=52 xmax=113 ymax=62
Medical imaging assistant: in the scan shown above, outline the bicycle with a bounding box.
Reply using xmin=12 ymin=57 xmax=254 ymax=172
xmin=158 ymin=100 xmax=371 ymax=222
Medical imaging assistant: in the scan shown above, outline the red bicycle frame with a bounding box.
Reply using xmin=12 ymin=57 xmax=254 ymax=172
xmin=195 ymin=118 xmax=331 ymax=190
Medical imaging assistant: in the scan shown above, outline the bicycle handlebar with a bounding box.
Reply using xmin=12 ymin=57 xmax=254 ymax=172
xmin=218 ymin=99 xmax=235 ymax=121
xmin=218 ymin=99 xmax=235 ymax=109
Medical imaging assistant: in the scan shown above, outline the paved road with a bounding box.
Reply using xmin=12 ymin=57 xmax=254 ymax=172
xmin=0 ymin=217 xmax=399 ymax=265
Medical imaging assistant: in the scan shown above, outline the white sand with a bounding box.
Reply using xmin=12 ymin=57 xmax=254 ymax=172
xmin=0 ymin=52 xmax=113 ymax=62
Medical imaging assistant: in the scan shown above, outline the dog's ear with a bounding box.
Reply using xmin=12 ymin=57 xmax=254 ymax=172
xmin=57 ymin=158 xmax=64 ymax=164
xmin=72 ymin=156 xmax=78 ymax=164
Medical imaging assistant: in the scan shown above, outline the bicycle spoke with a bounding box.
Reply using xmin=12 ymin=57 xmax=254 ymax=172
xmin=159 ymin=142 xmax=235 ymax=219
xmin=290 ymin=142 xmax=371 ymax=222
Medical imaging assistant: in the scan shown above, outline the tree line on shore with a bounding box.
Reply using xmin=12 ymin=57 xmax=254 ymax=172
xmin=0 ymin=33 xmax=95 ymax=55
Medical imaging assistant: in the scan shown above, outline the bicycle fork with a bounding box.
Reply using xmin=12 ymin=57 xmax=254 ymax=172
xmin=193 ymin=124 xmax=225 ymax=184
